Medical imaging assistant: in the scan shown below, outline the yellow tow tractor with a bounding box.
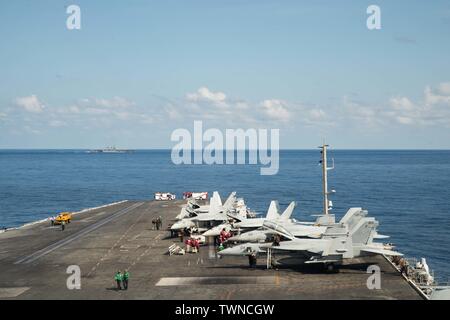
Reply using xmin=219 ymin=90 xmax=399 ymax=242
xmin=53 ymin=212 xmax=72 ymax=225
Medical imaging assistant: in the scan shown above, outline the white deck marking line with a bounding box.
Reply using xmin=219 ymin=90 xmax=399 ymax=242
xmin=0 ymin=287 xmax=30 ymax=298
xmin=14 ymin=202 xmax=143 ymax=264
xmin=86 ymin=205 xmax=151 ymax=276
xmin=155 ymin=276 xmax=278 ymax=286
xmin=126 ymin=233 xmax=163 ymax=272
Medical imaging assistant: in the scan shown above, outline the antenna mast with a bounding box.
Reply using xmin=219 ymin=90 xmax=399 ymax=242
xmin=319 ymin=144 xmax=334 ymax=215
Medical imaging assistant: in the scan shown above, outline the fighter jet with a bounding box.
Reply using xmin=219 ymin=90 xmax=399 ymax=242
xmin=203 ymin=200 xmax=296 ymax=237
xmin=171 ymin=192 xmax=240 ymax=232
xmin=227 ymin=206 xmax=366 ymax=242
xmin=232 ymin=200 xmax=296 ymax=228
xmin=220 ymin=144 xmax=398 ymax=269
xmin=221 ymin=207 xmax=379 ymax=252
xmin=176 ymin=192 xmax=222 ymax=220
xmin=228 ymin=202 xmax=327 ymax=242
xmin=219 ymin=214 xmax=401 ymax=270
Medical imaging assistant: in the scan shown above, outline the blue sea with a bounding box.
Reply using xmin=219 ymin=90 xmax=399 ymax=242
xmin=0 ymin=149 xmax=449 ymax=281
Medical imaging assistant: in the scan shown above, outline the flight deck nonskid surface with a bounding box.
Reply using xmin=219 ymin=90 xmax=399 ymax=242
xmin=0 ymin=200 xmax=421 ymax=299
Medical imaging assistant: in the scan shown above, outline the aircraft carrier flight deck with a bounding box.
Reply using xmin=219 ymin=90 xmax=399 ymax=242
xmin=0 ymin=200 xmax=423 ymax=300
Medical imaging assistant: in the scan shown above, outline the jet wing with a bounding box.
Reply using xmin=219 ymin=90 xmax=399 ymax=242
xmin=373 ymin=233 xmax=390 ymax=239
xmin=196 ymin=214 xmax=226 ymax=221
xmin=288 ymin=225 xmax=327 ymax=238
xmin=361 ymin=248 xmax=403 ymax=256
xmin=226 ymin=211 xmax=245 ymax=222
xmin=272 ymin=240 xmax=325 ymax=254
xmin=235 ymin=218 xmax=265 ymax=228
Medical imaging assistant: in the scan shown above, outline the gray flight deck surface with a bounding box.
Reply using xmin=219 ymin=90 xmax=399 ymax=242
xmin=0 ymin=200 xmax=422 ymax=300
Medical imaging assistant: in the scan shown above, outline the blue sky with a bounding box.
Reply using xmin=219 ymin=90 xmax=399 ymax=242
xmin=1 ymin=0 xmax=450 ymax=149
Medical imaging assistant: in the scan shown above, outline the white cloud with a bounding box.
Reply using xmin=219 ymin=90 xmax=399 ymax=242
xmin=23 ymin=125 xmax=41 ymax=134
xmin=308 ymin=109 xmax=326 ymax=121
xmin=186 ymin=87 xmax=227 ymax=104
xmin=56 ymin=97 xmax=135 ymax=116
xmin=341 ymin=96 xmax=381 ymax=128
xmin=261 ymin=99 xmax=291 ymax=122
xmin=183 ymin=87 xmax=238 ymax=124
xmin=163 ymin=104 xmax=182 ymax=120
xmin=382 ymin=82 xmax=450 ymax=126
xmin=113 ymin=111 xmax=130 ymax=120
xmin=6 ymin=82 xmax=450 ymax=141
xmin=390 ymin=96 xmax=414 ymax=111
xmin=438 ymin=82 xmax=450 ymax=95
xmin=425 ymin=84 xmax=450 ymax=106
xmin=94 ymin=96 xmax=135 ymax=108
xmin=85 ymin=108 xmax=111 ymax=115
xmin=182 ymin=87 xmax=333 ymax=126
xmin=68 ymin=105 xmax=80 ymax=114
xmin=49 ymin=120 xmax=67 ymax=127
xmin=396 ymin=116 xmax=413 ymax=125
xmin=139 ymin=114 xmax=154 ymax=124
xmin=15 ymin=95 xmax=44 ymax=113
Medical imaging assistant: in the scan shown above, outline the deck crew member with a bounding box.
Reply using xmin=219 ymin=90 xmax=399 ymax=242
xmin=123 ymin=270 xmax=129 ymax=290
xmin=248 ymin=252 xmax=257 ymax=268
xmin=185 ymin=238 xmax=192 ymax=253
xmin=157 ymin=216 xmax=163 ymax=230
xmin=400 ymin=258 xmax=409 ymax=276
xmin=114 ymin=271 xmax=123 ymax=290
xmin=273 ymin=234 xmax=281 ymax=246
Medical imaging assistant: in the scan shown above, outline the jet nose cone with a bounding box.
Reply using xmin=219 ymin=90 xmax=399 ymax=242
xmin=171 ymin=222 xmax=184 ymax=230
xmin=227 ymin=235 xmax=242 ymax=242
xmin=203 ymin=229 xmax=218 ymax=237
xmin=218 ymin=247 xmax=235 ymax=256
xmin=228 ymin=232 xmax=259 ymax=242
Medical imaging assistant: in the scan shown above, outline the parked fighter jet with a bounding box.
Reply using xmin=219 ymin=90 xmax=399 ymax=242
xmin=232 ymin=200 xmax=296 ymax=228
xmin=220 ymin=144 xmax=398 ymax=271
xmin=176 ymin=192 xmax=222 ymax=220
xmin=227 ymin=206 xmax=368 ymax=242
xmin=219 ymin=214 xmax=402 ymax=270
xmin=227 ymin=203 xmax=325 ymax=241
xmin=202 ymin=200 xmax=296 ymax=237
xmin=171 ymin=192 xmax=240 ymax=232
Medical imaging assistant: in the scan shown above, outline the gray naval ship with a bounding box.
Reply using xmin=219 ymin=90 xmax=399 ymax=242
xmin=87 ymin=146 xmax=133 ymax=153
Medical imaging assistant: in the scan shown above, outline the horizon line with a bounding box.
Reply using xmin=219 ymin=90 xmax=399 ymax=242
xmin=1 ymin=148 xmax=450 ymax=151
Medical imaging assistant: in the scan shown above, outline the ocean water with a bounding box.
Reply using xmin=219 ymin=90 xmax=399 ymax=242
xmin=0 ymin=149 xmax=449 ymax=281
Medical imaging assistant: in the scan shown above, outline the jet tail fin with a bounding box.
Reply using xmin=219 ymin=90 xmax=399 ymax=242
xmin=209 ymin=191 xmax=222 ymax=214
xmin=313 ymin=214 xmax=336 ymax=225
xmin=266 ymin=201 xmax=280 ymax=220
xmin=280 ymin=201 xmax=296 ymax=220
xmin=226 ymin=209 xmax=245 ymax=222
xmin=350 ymin=218 xmax=378 ymax=245
xmin=223 ymin=192 xmax=236 ymax=211
xmin=339 ymin=208 xmax=368 ymax=232
xmin=176 ymin=207 xmax=189 ymax=220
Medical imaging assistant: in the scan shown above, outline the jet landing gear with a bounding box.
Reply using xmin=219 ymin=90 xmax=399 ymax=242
xmin=324 ymin=263 xmax=336 ymax=272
